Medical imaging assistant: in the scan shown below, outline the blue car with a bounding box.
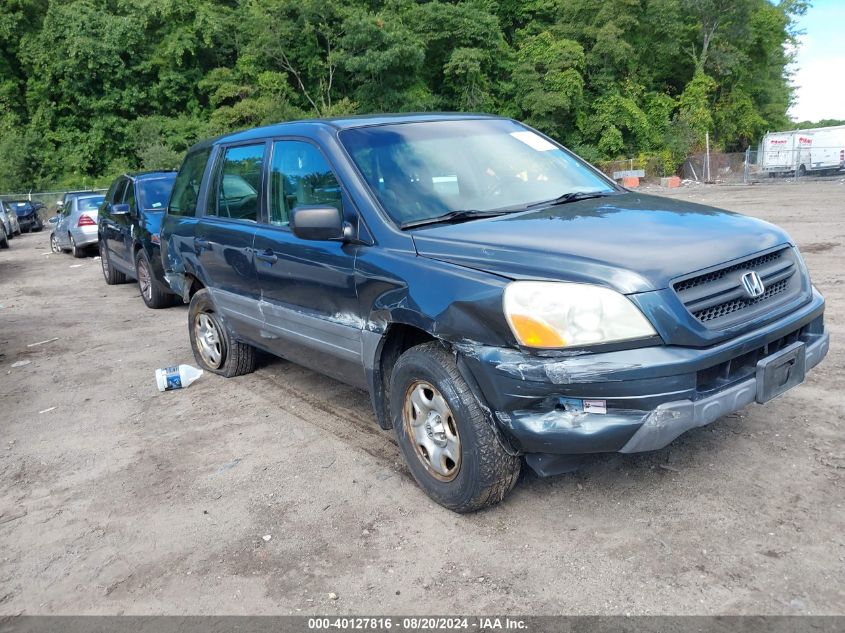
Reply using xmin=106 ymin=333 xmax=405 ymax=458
xmin=160 ymin=114 xmax=828 ymax=512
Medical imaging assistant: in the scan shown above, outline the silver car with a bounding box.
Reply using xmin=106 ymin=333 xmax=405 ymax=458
xmin=51 ymin=194 xmax=105 ymax=257
xmin=0 ymin=201 xmax=21 ymax=238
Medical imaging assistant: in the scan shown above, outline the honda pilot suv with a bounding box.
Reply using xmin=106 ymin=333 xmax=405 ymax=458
xmin=160 ymin=114 xmax=828 ymax=513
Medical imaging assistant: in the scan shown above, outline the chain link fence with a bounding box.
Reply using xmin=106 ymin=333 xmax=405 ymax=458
xmin=683 ymin=148 xmax=845 ymax=184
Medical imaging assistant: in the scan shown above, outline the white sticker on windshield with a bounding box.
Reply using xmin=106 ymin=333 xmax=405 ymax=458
xmin=510 ymin=131 xmax=556 ymax=152
xmin=152 ymin=202 xmax=162 ymax=208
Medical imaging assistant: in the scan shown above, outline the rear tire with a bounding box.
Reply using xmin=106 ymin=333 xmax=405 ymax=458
xmin=135 ymin=249 xmax=173 ymax=309
xmin=99 ymin=240 xmax=126 ymax=285
xmin=70 ymin=234 xmax=85 ymax=258
xmin=188 ymin=288 xmax=256 ymax=377
xmin=0 ymin=227 xmax=8 ymax=249
xmin=390 ymin=342 xmax=521 ymax=513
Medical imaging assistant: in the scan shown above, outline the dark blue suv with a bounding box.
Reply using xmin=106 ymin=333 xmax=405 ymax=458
xmin=160 ymin=114 xmax=828 ymax=512
xmin=99 ymin=171 xmax=178 ymax=308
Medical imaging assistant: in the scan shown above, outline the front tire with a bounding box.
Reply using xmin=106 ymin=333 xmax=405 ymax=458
xmin=390 ymin=342 xmax=520 ymax=513
xmin=188 ymin=288 xmax=256 ymax=377
xmin=0 ymin=227 xmax=8 ymax=249
xmin=135 ymin=249 xmax=173 ymax=309
xmin=50 ymin=233 xmax=59 ymax=253
xmin=99 ymin=240 xmax=126 ymax=285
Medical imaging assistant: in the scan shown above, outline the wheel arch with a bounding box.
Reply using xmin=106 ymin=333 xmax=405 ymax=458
xmin=365 ymin=322 xmax=437 ymax=430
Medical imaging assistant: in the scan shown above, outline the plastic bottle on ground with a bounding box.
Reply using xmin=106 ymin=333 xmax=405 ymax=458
xmin=155 ymin=364 xmax=204 ymax=392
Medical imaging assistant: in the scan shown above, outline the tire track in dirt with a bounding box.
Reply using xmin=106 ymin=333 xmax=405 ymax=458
xmin=251 ymin=368 xmax=405 ymax=473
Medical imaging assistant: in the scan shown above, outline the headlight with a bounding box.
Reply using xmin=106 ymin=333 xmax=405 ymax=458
xmin=503 ymin=281 xmax=657 ymax=348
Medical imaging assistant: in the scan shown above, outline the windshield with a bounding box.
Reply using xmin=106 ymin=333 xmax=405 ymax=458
xmin=138 ymin=174 xmax=177 ymax=211
xmin=11 ymin=202 xmax=32 ymax=215
xmin=78 ymin=195 xmax=104 ymax=211
xmin=339 ymin=118 xmax=615 ymax=227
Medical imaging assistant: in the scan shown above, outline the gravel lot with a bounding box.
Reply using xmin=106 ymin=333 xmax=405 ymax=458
xmin=0 ymin=180 xmax=843 ymax=615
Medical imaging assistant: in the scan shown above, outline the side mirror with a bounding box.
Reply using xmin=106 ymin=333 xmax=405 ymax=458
xmin=48 ymin=216 xmax=59 ymax=224
xmin=110 ymin=203 xmax=130 ymax=216
xmin=56 ymin=200 xmax=63 ymax=209
xmin=291 ymin=206 xmax=351 ymax=241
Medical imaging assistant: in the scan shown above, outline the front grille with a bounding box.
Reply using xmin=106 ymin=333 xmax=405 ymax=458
xmin=673 ymin=247 xmax=802 ymax=328
xmin=674 ymin=251 xmax=782 ymax=293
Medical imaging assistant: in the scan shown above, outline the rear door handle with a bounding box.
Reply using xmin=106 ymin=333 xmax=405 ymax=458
xmin=256 ymin=249 xmax=278 ymax=265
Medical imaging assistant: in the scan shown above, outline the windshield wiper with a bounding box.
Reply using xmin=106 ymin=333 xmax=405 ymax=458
xmin=526 ymin=190 xmax=617 ymax=209
xmin=400 ymin=209 xmax=514 ymax=230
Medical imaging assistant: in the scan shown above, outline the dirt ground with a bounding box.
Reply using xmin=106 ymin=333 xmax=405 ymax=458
xmin=0 ymin=179 xmax=843 ymax=616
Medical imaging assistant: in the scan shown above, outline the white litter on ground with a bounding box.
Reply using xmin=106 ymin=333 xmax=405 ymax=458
xmin=27 ymin=337 xmax=58 ymax=348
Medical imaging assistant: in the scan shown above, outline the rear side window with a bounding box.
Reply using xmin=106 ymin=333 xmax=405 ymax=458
xmin=268 ymin=140 xmax=342 ymax=226
xmin=169 ymin=149 xmax=210 ymax=216
xmin=209 ymin=144 xmax=265 ymax=222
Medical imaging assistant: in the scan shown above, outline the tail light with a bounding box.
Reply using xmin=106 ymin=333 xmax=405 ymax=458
xmin=77 ymin=214 xmax=95 ymax=227
xmin=840 ymin=150 xmax=844 ymax=161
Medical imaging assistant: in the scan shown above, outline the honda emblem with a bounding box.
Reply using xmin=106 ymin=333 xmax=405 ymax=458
xmin=741 ymin=271 xmax=766 ymax=299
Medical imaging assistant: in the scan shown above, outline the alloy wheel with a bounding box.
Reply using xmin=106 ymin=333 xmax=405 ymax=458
xmin=99 ymin=242 xmax=109 ymax=279
xmin=137 ymin=257 xmax=152 ymax=301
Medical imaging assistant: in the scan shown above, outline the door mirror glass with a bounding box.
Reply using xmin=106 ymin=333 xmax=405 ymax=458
xmin=48 ymin=216 xmax=59 ymax=224
xmin=291 ymin=206 xmax=346 ymax=241
xmin=111 ymin=203 xmax=130 ymax=215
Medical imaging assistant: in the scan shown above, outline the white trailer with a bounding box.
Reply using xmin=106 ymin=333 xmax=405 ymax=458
xmin=759 ymin=125 xmax=845 ymax=176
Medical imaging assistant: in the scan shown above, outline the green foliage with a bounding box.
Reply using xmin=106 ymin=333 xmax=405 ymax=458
xmin=0 ymin=0 xmax=805 ymax=189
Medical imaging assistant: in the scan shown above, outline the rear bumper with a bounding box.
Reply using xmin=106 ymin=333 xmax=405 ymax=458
xmin=460 ymin=288 xmax=828 ymax=467
xmin=69 ymin=226 xmax=98 ymax=247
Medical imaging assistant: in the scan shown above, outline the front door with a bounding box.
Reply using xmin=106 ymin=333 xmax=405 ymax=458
xmin=101 ymin=178 xmax=132 ymax=269
xmin=252 ymin=139 xmax=365 ymax=387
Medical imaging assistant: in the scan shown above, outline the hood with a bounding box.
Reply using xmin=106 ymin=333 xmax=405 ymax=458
xmin=410 ymin=192 xmax=791 ymax=294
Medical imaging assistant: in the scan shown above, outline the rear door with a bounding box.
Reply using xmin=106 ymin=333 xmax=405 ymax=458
xmin=161 ymin=148 xmax=212 ymax=296
xmin=195 ymin=142 xmax=266 ymax=344
xmin=252 ymin=139 xmax=365 ymax=387
xmin=54 ymin=199 xmax=73 ymax=248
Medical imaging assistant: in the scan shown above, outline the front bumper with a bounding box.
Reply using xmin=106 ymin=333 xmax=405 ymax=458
xmin=460 ymin=288 xmax=828 ymax=470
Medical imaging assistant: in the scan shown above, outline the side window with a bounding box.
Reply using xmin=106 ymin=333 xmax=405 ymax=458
xmin=210 ymin=144 xmax=265 ymax=222
xmin=169 ymin=149 xmax=211 ymax=217
xmin=125 ymin=181 xmax=136 ymax=212
xmin=113 ymin=180 xmax=128 ymax=204
xmin=105 ymin=180 xmax=120 ymax=204
xmin=269 ymin=140 xmax=342 ymax=227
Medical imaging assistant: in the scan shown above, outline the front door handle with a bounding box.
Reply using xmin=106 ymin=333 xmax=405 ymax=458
xmin=256 ymin=249 xmax=278 ymax=265
xmin=194 ymin=237 xmax=210 ymax=252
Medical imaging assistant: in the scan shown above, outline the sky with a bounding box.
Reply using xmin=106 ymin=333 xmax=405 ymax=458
xmin=788 ymin=0 xmax=845 ymax=123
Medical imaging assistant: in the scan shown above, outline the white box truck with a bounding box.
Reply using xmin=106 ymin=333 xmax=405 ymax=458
xmin=759 ymin=125 xmax=845 ymax=176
